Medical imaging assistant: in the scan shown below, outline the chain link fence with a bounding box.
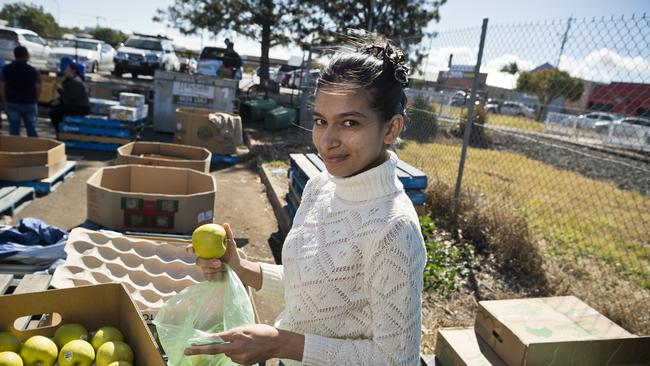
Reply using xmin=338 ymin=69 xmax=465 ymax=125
xmin=398 ymin=14 xmax=649 ymax=337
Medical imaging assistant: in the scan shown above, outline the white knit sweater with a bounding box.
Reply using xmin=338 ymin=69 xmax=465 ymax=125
xmin=256 ymin=151 xmax=426 ymax=365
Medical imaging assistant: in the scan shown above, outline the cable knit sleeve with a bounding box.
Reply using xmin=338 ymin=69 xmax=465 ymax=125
xmin=256 ymin=262 xmax=284 ymax=300
xmin=300 ymin=215 xmax=426 ymax=366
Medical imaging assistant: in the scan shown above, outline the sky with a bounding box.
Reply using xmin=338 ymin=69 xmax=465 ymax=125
xmin=2 ymin=0 xmax=649 ymax=86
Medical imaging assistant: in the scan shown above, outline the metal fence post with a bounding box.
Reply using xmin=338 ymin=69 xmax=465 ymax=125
xmin=453 ymin=18 xmax=489 ymax=200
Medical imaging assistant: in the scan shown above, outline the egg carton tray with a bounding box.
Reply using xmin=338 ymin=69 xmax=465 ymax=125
xmin=51 ymin=228 xmax=203 ymax=321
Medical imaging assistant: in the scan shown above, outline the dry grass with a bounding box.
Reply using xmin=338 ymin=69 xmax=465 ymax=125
xmin=399 ymin=139 xmax=650 ymax=289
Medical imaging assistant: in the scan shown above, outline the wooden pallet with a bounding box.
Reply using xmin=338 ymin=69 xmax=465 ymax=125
xmin=0 ymin=186 xmax=35 ymax=216
xmin=0 ymin=161 xmax=77 ymax=196
xmin=58 ymin=132 xmax=133 ymax=146
xmin=0 ymin=273 xmax=53 ymax=329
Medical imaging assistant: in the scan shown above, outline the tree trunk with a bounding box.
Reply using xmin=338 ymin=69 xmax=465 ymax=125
xmin=259 ymin=0 xmax=272 ymax=86
xmin=537 ymin=96 xmax=548 ymax=122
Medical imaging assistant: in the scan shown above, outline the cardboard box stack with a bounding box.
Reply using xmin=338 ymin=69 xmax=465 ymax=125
xmin=86 ymin=164 xmax=216 ymax=233
xmin=0 ymin=135 xmax=67 ymax=181
xmin=174 ymin=107 xmax=243 ymax=156
xmin=435 ymin=296 xmax=649 ymax=366
xmin=59 ymin=92 xmax=148 ymax=151
xmin=0 ymin=283 xmax=166 ymax=366
xmin=117 ymin=141 xmax=212 ymax=173
xmin=38 ymin=75 xmax=64 ymax=104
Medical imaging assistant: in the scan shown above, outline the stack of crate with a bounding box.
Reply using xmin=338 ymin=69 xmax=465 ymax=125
xmin=59 ymin=92 xmax=148 ymax=152
xmin=286 ymin=153 xmax=427 ymax=219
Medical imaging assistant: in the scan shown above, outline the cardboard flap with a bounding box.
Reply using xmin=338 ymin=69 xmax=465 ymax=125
xmin=526 ymin=337 xmax=650 ymax=366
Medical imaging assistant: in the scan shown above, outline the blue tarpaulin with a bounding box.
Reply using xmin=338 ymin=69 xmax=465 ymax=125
xmin=0 ymin=218 xmax=67 ymax=267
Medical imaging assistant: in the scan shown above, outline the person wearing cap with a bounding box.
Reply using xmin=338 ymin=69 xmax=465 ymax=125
xmin=49 ymin=63 xmax=90 ymax=136
xmin=0 ymin=46 xmax=41 ymax=137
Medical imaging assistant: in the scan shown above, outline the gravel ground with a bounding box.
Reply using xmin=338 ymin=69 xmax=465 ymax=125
xmin=487 ymin=127 xmax=650 ymax=197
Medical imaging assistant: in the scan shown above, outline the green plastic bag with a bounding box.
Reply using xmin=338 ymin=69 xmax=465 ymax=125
xmin=153 ymin=264 xmax=255 ymax=366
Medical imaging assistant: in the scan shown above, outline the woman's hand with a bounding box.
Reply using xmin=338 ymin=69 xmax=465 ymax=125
xmin=184 ymin=324 xmax=304 ymax=365
xmin=186 ymin=223 xmax=241 ymax=281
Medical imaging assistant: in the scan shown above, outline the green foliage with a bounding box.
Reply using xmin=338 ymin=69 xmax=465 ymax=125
xmin=0 ymin=3 xmax=61 ymax=38
xmin=517 ymin=68 xmax=584 ymax=120
xmin=90 ymin=27 xmax=128 ymax=47
xmin=419 ymin=214 xmax=477 ymax=297
xmin=500 ymin=61 xmax=519 ymax=75
xmin=404 ymin=95 xmax=438 ymax=142
xmin=457 ymin=105 xmax=491 ymax=147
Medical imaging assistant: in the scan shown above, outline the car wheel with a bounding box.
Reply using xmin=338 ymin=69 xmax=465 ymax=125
xmin=112 ymin=66 xmax=122 ymax=77
xmin=91 ymin=61 xmax=98 ymax=73
xmin=131 ymin=73 xmax=138 ymax=79
xmin=517 ymin=112 xmax=525 ymax=117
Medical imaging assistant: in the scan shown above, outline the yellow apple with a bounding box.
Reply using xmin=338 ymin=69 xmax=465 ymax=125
xmin=192 ymin=223 xmax=227 ymax=259
xmin=54 ymin=323 xmax=88 ymax=349
xmin=58 ymin=340 xmax=94 ymax=366
xmin=90 ymin=327 xmax=124 ymax=352
xmin=0 ymin=333 xmax=21 ymax=353
xmin=95 ymin=341 xmax=133 ymax=366
xmin=0 ymin=351 xmax=23 ymax=366
xmin=20 ymin=335 xmax=57 ymax=366
xmin=107 ymin=362 xmax=133 ymax=366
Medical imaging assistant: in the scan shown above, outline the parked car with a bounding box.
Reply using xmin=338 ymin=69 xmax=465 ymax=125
xmin=179 ymin=57 xmax=197 ymax=73
xmin=46 ymin=38 xmax=115 ymax=73
xmin=450 ymin=91 xmax=467 ymax=106
xmin=485 ymin=98 xmax=504 ymax=113
xmin=596 ymin=116 xmax=650 ymax=135
xmin=196 ymin=47 xmax=226 ymax=76
xmin=495 ymin=101 xmax=535 ymax=118
xmin=113 ymin=34 xmax=180 ymax=78
xmin=0 ymin=26 xmax=50 ymax=69
xmin=285 ymin=68 xmax=320 ymax=88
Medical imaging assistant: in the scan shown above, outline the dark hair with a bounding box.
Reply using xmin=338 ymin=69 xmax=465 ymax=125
xmin=14 ymin=46 xmax=28 ymax=59
xmin=67 ymin=63 xmax=81 ymax=77
xmin=317 ymin=37 xmax=409 ymax=122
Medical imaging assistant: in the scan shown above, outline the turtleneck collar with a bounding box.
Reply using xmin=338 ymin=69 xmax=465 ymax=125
xmin=329 ymin=150 xmax=403 ymax=202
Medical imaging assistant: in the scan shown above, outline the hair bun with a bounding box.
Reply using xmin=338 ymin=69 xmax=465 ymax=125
xmin=363 ymin=43 xmax=409 ymax=87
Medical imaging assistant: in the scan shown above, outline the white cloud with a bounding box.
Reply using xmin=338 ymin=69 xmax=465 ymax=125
xmin=559 ymin=48 xmax=650 ymax=83
xmin=482 ymin=54 xmax=536 ymax=89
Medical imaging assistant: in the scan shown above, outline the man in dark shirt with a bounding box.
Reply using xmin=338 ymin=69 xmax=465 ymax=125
xmin=0 ymin=46 xmax=41 ymax=137
xmin=222 ymin=38 xmax=242 ymax=80
xmin=49 ymin=63 xmax=90 ymax=135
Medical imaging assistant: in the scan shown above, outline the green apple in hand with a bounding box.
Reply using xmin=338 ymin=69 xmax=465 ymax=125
xmin=20 ymin=335 xmax=57 ymax=366
xmin=54 ymin=323 xmax=88 ymax=349
xmin=91 ymin=327 xmax=124 ymax=352
xmin=58 ymin=340 xmax=94 ymax=366
xmin=95 ymin=341 xmax=133 ymax=366
xmin=0 ymin=351 xmax=23 ymax=366
xmin=192 ymin=223 xmax=227 ymax=259
xmin=0 ymin=332 xmax=21 ymax=353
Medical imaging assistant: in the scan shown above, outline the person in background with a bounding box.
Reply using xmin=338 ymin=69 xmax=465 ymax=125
xmin=49 ymin=63 xmax=90 ymax=136
xmin=222 ymin=38 xmax=242 ymax=80
xmin=0 ymin=46 xmax=41 ymax=137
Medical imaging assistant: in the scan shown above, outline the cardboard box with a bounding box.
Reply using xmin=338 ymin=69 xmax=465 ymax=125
xmin=0 ymin=158 xmax=67 ymax=181
xmin=435 ymin=328 xmax=506 ymax=366
xmin=117 ymin=142 xmax=211 ymax=173
xmin=87 ymin=164 xmax=216 ymax=233
xmin=90 ymin=97 xmax=120 ymax=115
xmin=0 ymin=135 xmax=65 ymax=168
xmin=119 ymin=92 xmax=146 ymax=107
xmin=0 ymin=283 xmax=165 ymax=366
xmin=39 ymin=75 xmax=63 ymax=103
xmin=110 ymin=105 xmax=149 ymax=122
xmin=58 ymin=132 xmax=133 ymax=146
xmin=174 ymin=107 xmax=242 ymax=155
xmin=475 ymin=296 xmax=650 ymax=366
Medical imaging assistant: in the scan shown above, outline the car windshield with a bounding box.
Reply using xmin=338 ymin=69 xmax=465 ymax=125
xmin=125 ymin=38 xmax=163 ymax=51
xmin=56 ymin=40 xmax=98 ymax=50
xmin=200 ymin=47 xmax=226 ymax=60
xmin=624 ymin=119 xmax=650 ymax=128
xmin=0 ymin=30 xmax=17 ymax=41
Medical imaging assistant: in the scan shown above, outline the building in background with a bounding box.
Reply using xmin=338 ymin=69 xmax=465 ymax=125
xmin=588 ymin=82 xmax=650 ymax=117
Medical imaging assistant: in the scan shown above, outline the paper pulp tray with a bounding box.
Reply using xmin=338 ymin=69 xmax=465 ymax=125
xmin=0 ymin=282 xmax=165 ymax=366
xmin=117 ymin=142 xmax=212 ymax=173
xmin=51 ymin=228 xmax=204 ymax=323
xmin=86 ymin=164 xmax=216 ymax=233
xmin=475 ymin=296 xmax=650 ymax=366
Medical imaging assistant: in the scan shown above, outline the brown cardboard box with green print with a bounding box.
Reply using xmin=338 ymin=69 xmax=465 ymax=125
xmin=435 ymin=328 xmax=506 ymax=366
xmin=474 ymin=296 xmax=650 ymax=365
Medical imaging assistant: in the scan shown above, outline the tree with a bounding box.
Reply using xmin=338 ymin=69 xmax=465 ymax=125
xmin=90 ymin=27 xmax=129 ymax=47
xmin=298 ymin=1 xmax=446 ymax=69
xmin=0 ymin=3 xmax=61 ymax=39
xmin=154 ymin=0 xmax=304 ymax=84
xmin=516 ymin=68 xmax=584 ymax=121
xmin=500 ymin=62 xmax=519 ymax=75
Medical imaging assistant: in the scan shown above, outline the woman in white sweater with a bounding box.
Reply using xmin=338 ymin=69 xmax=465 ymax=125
xmin=185 ymin=38 xmax=427 ymax=365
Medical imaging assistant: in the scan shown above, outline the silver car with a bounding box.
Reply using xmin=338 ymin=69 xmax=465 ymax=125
xmin=46 ymin=38 xmax=116 ymax=73
xmin=498 ymin=101 xmax=535 ymax=118
xmin=0 ymin=26 xmax=51 ymax=69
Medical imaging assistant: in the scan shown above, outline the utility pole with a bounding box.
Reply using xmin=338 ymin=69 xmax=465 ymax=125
xmin=368 ymin=0 xmax=376 ymax=31
xmin=556 ymin=16 xmax=573 ymax=68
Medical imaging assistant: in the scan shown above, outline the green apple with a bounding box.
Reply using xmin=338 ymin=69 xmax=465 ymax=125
xmin=0 ymin=332 xmax=21 ymax=353
xmin=58 ymin=340 xmax=94 ymax=366
xmin=192 ymin=223 xmax=227 ymax=259
xmin=20 ymin=335 xmax=57 ymax=366
xmin=95 ymin=341 xmax=133 ymax=366
xmin=107 ymin=362 xmax=133 ymax=366
xmin=54 ymin=324 xmax=88 ymax=349
xmin=90 ymin=327 xmax=124 ymax=352
xmin=0 ymin=351 xmax=23 ymax=366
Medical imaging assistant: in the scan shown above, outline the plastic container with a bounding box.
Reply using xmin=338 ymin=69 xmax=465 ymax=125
xmin=239 ymin=99 xmax=278 ymax=123
xmin=264 ymin=106 xmax=297 ymax=130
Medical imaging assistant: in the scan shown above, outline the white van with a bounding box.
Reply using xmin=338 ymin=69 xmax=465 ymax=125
xmin=0 ymin=27 xmax=51 ymax=69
